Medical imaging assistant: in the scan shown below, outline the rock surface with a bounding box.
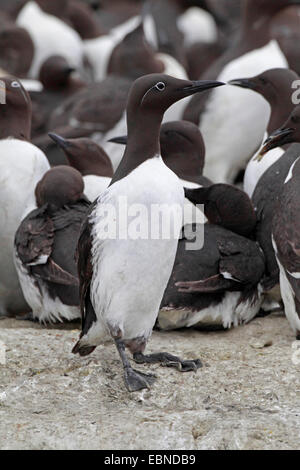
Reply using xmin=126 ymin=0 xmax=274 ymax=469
xmin=0 ymin=313 xmax=299 ymax=450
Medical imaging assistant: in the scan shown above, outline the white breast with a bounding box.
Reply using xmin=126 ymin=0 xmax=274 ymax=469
xmin=200 ymin=40 xmax=288 ymax=184
xmin=17 ymin=2 xmax=84 ymax=78
xmin=243 ymin=133 xmax=285 ymax=198
xmin=177 ymin=7 xmax=218 ymax=46
xmin=84 ymin=157 xmax=184 ymax=347
xmin=83 ymin=175 xmax=111 ymax=202
xmin=0 ymin=138 xmax=50 ymax=315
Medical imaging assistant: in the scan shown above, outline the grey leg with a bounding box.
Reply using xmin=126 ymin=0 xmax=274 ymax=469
xmin=114 ymin=338 xmax=156 ymax=392
xmin=133 ymin=351 xmax=202 ymax=372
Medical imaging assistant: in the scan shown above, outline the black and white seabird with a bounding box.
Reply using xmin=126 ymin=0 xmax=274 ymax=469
xmin=0 ymin=77 xmax=50 ymax=317
xmin=159 ymin=184 xmax=265 ymax=330
xmin=48 ymin=133 xmax=113 ymax=201
xmin=229 ymin=68 xmax=299 ymax=197
xmin=182 ymin=0 xmax=299 ymax=183
xmin=72 ymin=74 xmax=224 ymax=392
xmin=14 ymin=166 xmax=90 ymax=323
xmin=259 ymin=106 xmax=300 ymax=337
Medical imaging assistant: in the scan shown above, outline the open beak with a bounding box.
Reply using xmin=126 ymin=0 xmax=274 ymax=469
xmin=257 ymin=128 xmax=295 ymax=159
xmin=48 ymin=132 xmax=72 ymax=149
xmin=228 ymin=78 xmax=256 ymax=90
xmin=181 ymin=80 xmax=225 ymax=96
xmin=108 ymin=135 xmax=128 ymax=145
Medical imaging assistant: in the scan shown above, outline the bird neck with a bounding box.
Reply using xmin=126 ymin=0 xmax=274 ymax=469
xmin=110 ymin=109 xmax=163 ymax=185
xmin=0 ymin=106 xmax=31 ymax=141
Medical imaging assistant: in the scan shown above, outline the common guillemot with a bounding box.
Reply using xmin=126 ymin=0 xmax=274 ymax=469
xmin=0 ymin=77 xmax=50 ymax=317
xmin=14 ymin=166 xmax=90 ymax=323
xmin=48 ymin=133 xmax=113 ymax=201
xmin=158 ymin=184 xmax=264 ymax=330
xmin=229 ymin=68 xmax=299 ymax=197
xmin=72 ymin=74 xmax=224 ymax=392
xmin=259 ymin=106 xmax=300 ymax=337
xmin=182 ymin=0 xmax=298 ymax=183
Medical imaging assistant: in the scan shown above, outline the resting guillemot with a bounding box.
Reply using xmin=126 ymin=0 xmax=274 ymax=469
xmin=14 ymin=166 xmax=90 ymax=323
xmin=229 ymin=68 xmax=299 ymax=197
xmin=72 ymin=74 xmax=224 ymax=392
xmin=184 ymin=183 xmax=256 ymax=237
xmin=259 ymin=106 xmax=300 ymax=337
xmin=108 ymin=119 xmax=212 ymax=181
xmin=48 ymin=133 xmax=113 ymax=201
xmin=0 ymin=77 xmax=50 ymax=317
xmin=183 ymin=0 xmax=297 ymax=183
xmin=158 ymin=184 xmax=264 ymax=330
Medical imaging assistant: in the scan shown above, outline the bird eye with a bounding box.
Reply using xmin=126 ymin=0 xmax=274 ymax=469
xmin=11 ymin=81 xmax=20 ymax=88
xmin=155 ymin=81 xmax=166 ymax=91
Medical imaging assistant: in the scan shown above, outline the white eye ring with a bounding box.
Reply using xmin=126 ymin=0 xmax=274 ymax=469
xmin=11 ymin=81 xmax=20 ymax=88
xmin=155 ymin=81 xmax=166 ymax=91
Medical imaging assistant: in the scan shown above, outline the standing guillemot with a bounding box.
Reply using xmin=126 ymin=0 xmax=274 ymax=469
xmin=14 ymin=166 xmax=90 ymax=323
xmin=259 ymin=106 xmax=300 ymax=337
xmin=229 ymin=68 xmax=299 ymax=197
xmin=0 ymin=77 xmax=50 ymax=317
xmin=48 ymin=133 xmax=113 ymax=202
xmin=182 ymin=0 xmax=297 ymax=183
xmin=72 ymin=74 xmax=224 ymax=392
xmin=17 ymin=1 xmax=84 ymax=78
xmin=158 ymin=184 xmax=264 ymax=330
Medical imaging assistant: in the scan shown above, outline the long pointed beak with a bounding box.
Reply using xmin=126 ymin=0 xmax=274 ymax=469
xmin=181 ymin=80 xmax=225 ymax=96
xmin=108 ymin=135 xmax=128 ymax=145
xmin=228 ymin=78 xmax=256 ymax=90
xmin=48 ymin=132 xmax=72 ymax=149
xmin=259 ymin=128 xmax=295 ymax=158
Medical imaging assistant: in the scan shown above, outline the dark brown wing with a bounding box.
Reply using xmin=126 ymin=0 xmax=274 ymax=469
xmin=75 ymin=210 xmax=97 ymax=338
xmin=15 ymin=205 xmax=78 ymax=287
xmin=15 ymin=205 xmax=54 ymax=266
